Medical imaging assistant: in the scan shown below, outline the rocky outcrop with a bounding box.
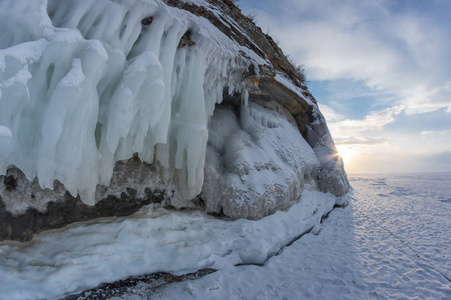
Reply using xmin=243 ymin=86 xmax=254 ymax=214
xmin=0 ymin=158 xmax=184 ymax=241
xmin=0 ymin=0 xmax=349 ymax=240
xmin=201 ymin=101 xmax=319 ymax=219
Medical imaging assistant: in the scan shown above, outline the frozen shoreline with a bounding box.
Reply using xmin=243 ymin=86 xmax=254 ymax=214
xmin=0 ymin=190 xmax=342 ymax=300
xmin=116 ymin=173 xmax=451 ymax=299
xmin=1 ymin=173 xmax=450 ymax=299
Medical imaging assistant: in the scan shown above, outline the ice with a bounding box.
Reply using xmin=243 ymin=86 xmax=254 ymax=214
xmin=349 ymin=173 xmax=451 ymax=279
xmin=0 ymin=0 xmax=251 ymax=205
xmin=0 ymin=126 xmax=12 ymax=138
xmin=202 ymin=102 xmax=320 ymax=218
xmin=0 ymin=190 xmax=340 ymax=299
xmin=133 ymin=173 xmax=451 ymax=300
xmin=1 ymin=173 xmax=450 ymax=299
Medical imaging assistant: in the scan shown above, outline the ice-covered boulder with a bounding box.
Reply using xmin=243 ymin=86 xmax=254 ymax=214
xmin=202 ymin=101 xmax=320 ymax=219
xmin=0 ymin=0 xmax=349 ymax=240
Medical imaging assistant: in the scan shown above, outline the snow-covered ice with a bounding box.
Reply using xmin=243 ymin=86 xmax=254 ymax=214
xmin=1 ymin=173 xmax=450 ymax=299
xmin=0 ymin=190 xmax=341 ymax=299
xmin=350 ymin=173 xmax=451 ymax=289
xmin=131 ymin=173 xmax=449 ymax=300
xmin=119 ymin=173 xmax=451 ymax=299
xmin=202 ymin=102 xmax=321 ymax=219
xmin=0 ymin=126 xmax=12 ymax=138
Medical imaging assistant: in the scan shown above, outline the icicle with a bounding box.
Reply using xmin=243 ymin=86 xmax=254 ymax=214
xmin=242 ymin=89 xmax=249 ymax=106
xmin=0 ymin=0 xmax=249 ymax=205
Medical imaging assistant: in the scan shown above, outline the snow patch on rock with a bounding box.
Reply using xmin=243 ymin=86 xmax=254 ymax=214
xmin=202 ymin=102 xmax=320 ymax=219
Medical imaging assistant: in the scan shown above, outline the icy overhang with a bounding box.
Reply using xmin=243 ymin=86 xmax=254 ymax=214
xmin=0 ymin=0 xmax=253 ymax=205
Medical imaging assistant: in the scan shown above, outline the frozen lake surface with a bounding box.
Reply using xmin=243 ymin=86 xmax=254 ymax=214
xmin=147 ymin=173 xmax=451 ymax=299
xmin=1 ymin=173 xmax=450 ymax=299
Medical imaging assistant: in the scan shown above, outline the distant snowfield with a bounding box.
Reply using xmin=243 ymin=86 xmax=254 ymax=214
xmin=1 ymin=174 xmax=450 ymax=299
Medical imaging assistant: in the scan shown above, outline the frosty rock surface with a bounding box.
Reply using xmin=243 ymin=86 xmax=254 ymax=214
xmin=0 ymin=159 xmax=182 ymax=241
xmin=202 ymin=102 xmax=319 ymax=219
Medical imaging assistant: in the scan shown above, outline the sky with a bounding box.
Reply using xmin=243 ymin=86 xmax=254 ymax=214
xmin=239 ymin=0 xmax=451 ymax=173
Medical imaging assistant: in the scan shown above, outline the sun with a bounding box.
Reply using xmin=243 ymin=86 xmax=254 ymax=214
xmin=336 ymin=145 xmax=355 ymax=164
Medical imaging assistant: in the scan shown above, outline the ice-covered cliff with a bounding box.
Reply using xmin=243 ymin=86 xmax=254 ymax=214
xmin=0 ymin=0 xmax=349 ymax=240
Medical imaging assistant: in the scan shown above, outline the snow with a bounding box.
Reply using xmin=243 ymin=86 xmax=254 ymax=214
xmin=180 ymin=0 xmax=209 ymax=6
xmin=202 ymin=102 xmax=321 ymax=219
xmin=56 ymin=58 xmax=85 ymax=88
xmin=0 ymin=190 xmax=341 ymax=299
xmin=272 ymin=72 xmax=348 ymax=198
xmin=0 ymin=126 xmax=12 ymax=138
xmin=181 ymin=0 xmax=269 ymax=66
xmin=0 ymin=125 xmax=13 ymax=158
xmin=105 ymin=173 xmax=451 ymax=299
xmin=275 ymin=73 xmax=314 ymax=106
xmin=349 ymin=173 xmax=451 ymax=283
xmin=0 ymin=0 xmax=260 ymax=206
xmin=1 ymin=173 xmax=450 ymax=299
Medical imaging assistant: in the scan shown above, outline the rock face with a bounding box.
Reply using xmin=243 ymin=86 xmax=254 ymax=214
xmin=0 ymin=158 xmax=182 ymax=241
xmin=0 ymin=0 xmax=349 ymax=241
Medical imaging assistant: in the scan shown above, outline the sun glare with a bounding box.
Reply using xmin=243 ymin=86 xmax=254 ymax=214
xmin=336 ymin=145 xmax=355 ymax=164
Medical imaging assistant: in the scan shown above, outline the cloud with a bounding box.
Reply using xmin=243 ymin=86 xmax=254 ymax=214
xmin=335 ymin=137 xmax=388 ymax=146
xmin=420 ymin=131 xmax=434 ymax=136
xmin=317 ymin=104 xmax=345 ymax=122
xmin=423 ymin=151 xmax=451 ymax=162
xmin=345 ymin=150 xmax=451 ymax=173
xmin=240 ymin=0 xmax=451 ymax=173
xmin=421 ymin=151 xmax=451 ymax=169
xmin=317 ymin=104 xmax=406 ymax=162
xmin=339 ymin=106 xmax=404 ymax=130
xmin=247 ymin=0 xmax=451 ymax=114
xmin=328 ymin=105 xmax=405 ymax=141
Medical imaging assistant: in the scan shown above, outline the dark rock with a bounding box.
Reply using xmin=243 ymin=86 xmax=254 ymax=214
xmin=0 ymin=158 xmax=184 ymax=242
xmin=62 ymin=269 xmax=216 ymax=300
xmin=141 ymin=16 xmax=153 ymax=25
xmin=178 ymin=31 xmax=196 ymax=47
xmin=3 ymin=174 xmax=17 ymax=191
xmin=0 ymin=183 xmax=163 ymax=242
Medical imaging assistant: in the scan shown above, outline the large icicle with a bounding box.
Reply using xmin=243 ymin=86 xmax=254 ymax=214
xmin=0 ymin=0 xmax=249 ymax=205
